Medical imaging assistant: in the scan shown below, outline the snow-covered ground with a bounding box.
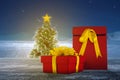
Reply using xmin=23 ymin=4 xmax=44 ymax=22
xmin=0 ymin=58 xmax=120 ymax=80
xmin=0 ymin=40 xmax=120 ymax=80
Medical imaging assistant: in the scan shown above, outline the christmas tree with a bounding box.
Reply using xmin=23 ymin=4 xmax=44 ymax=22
xmin=30 ymin=14 xmax=58 ymax=58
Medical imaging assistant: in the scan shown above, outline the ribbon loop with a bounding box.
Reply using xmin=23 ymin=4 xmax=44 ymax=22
xmin=79 ymin=28 xmax=102 ymax=58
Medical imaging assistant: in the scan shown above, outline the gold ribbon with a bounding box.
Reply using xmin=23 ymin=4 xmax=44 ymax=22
xmin=52 ymin=56 xmax=57 ymax=73
xmin=50 ymin=46 xmax=80 ymax=73
xmin=75 ymin=55 xmax=79 ymax=72
xmin=79 ymin=28 xmax=102 ymax=58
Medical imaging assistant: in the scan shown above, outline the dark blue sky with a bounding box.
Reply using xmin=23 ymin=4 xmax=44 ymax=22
xmin=0 ymin=0 xmax=120 ymax=40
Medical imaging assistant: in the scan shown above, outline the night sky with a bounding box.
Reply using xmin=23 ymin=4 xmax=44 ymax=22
xmin=0 ymin=0 xmax=120 ymax=41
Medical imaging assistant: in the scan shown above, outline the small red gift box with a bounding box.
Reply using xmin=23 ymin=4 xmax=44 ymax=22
xmin=73 ymin=26 xmax=107 ymax=70
xmin=41 ymin=56 xmax=84 ymax=74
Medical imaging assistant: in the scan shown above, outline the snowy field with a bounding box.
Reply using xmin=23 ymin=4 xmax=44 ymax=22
xmin=0 ymin=58 xmax=120 ymax=80
xmin=0 ymin=41 xmax=120 ymax=80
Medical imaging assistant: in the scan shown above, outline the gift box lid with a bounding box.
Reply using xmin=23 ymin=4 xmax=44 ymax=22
xmin=41 ymin=56 xmax=85 ymax=64
xmin=73 ymin=26 xmax=106 ymax=35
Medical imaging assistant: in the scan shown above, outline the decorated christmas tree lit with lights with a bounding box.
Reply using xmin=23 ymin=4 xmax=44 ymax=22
xmin=30 ymin=14 xmax=58 ymax=58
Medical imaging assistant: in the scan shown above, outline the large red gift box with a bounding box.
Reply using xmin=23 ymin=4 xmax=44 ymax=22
xmin=73 ymin=26 xmax=107 ymax=70
xmin=41 ymin=56 xmax=84 ymax=74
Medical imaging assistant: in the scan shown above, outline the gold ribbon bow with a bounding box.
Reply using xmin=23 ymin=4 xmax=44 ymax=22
xmin=50 ymin=46 xmax=80 ymax=73
xmin=79 ymin=28 xmax=102 ymax=58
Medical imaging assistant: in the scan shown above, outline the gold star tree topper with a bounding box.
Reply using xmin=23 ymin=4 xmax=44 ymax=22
xmin=42 ymin=14 xmax=51 ymax=23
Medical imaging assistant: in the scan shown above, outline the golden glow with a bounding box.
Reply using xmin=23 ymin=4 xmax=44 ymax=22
xmin=42 ymin=14 xmax=51 ymax=23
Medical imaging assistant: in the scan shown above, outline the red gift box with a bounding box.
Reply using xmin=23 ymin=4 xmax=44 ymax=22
xmin=41 ymin=56 xmax=84 ymax=74
xmin=73 ymin=26 xmax=107 ymax=70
